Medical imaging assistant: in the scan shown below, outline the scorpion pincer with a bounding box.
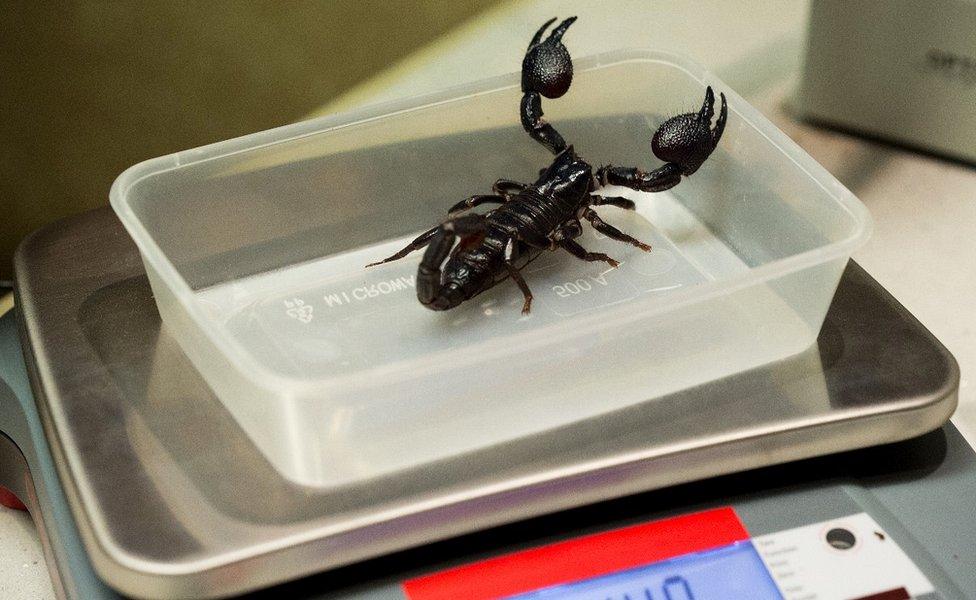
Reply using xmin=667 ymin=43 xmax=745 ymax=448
xmin=366 ymin=16 xmax=727 ymax=314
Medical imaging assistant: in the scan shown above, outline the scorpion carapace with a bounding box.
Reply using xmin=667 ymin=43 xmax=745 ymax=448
xmin=366 ymin=16 xmax=728 ymax=314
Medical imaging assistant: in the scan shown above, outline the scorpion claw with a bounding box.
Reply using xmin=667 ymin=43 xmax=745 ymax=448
xmin=529 ymin=17 xmax=558 ymax=48
xmin=713 ymin=91 xmax=728 ymax=146
xmin=521 ymin=15 xmax=576 ymax=98
xmin=546 ymin=15 xmax=577 ymax=43
xmin=698 ymin=86 xmax=715 ymax=122
xmin=651 ymin=86 xmax=727 ymax=176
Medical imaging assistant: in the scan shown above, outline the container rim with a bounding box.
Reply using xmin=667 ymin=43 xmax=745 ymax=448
xmin=109 ymin=47 xmax=873 ymax=395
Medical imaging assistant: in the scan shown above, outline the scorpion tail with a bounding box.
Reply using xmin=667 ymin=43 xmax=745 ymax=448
xmin=520 ymin=16 xmax=577 ymax=155
xmin=417 ymin=215 xmax=485 ymax=311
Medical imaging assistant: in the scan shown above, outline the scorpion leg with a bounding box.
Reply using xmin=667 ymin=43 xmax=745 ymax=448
xmin=493 ymin=179 xmax=528 ymax=196
xmin=590 ymin=195 xmax=636 ymax=210
xmin=365 ymin=225 xmax=439 ymax=268
xmin=559 ymin=238 xmax=620 ymax=268
xmin=447 ymin=194 xmax=507 ymax=216
xmin=521 ymin=16 xmax=577 ymax=154
xmin=550 ymin=219 xmax=583 ymax=246
xmin=597 ymin=164 xmax=682 ymax=193
xmin=417 ymin=214 xmax=487 ymax=311
xmin=596 ymin=86 xmax=728 ymax=192
xmin=583 ymin=208 xmax=651 ymax=252
xmin=504 ymin=238 xmax=534 ymax=314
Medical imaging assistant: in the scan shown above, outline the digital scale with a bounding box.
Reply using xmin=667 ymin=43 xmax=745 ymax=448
xmin=1 ymin=207 xmax=973 ymax=599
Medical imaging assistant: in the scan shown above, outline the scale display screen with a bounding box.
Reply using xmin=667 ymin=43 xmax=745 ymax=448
xmin=402 ymin=508 xmax=934 ymax=600
xmin=510 ymin=541 xmax=780 ymax=599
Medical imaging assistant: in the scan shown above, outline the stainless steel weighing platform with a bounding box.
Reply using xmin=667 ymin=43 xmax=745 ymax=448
xmin=1 ymin=207 xmax=973 ymax=599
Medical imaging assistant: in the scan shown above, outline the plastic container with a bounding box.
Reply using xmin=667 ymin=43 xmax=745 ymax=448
xmin=110 ymin=49 xmax=871 ymax=488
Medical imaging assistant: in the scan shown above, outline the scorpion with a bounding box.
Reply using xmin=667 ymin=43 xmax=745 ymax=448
xmin=366 ymin=16 xmax=727 ymax=314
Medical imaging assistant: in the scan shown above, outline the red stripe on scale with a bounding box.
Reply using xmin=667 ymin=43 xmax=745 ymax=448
xmin=402 ymin=506 xmax=748 ymax=600
xmin=851 ymin=589 xmax=911 ymax=600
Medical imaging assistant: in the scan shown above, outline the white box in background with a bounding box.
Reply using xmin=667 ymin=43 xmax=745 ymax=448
xmin=799 ymin=0 xmax=976 ymax=163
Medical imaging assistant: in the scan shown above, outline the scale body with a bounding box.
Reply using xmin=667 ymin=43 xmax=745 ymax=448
xmin=0 ymin=207 xmax=971 ymax=598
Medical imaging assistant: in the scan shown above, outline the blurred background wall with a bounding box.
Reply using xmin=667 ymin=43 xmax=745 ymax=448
xmin=0 ymin=1 xmax=498 ymax=282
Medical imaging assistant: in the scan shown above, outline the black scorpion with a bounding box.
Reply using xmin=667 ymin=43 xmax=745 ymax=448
xmin=366 ymin=16 xmax=727 ymax=314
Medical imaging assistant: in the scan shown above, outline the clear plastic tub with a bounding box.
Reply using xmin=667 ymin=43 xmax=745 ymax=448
xmin=110 ymin=50 xmax=871 ymax=488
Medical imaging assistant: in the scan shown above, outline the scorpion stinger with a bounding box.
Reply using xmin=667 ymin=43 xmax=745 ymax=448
xmin=415 ymin=214 xmax=489 ymax=311
xmin=520 ymin=16 xmax=577 ymax=155
xmin=596 ymin=86 xmax=728 ymax=192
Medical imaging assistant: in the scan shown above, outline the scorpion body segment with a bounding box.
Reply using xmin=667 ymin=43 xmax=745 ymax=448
xmin=366 ymin=16 xmax=728 ymax=315
xmin=403 ymin=147 xmax=596 ymax=313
